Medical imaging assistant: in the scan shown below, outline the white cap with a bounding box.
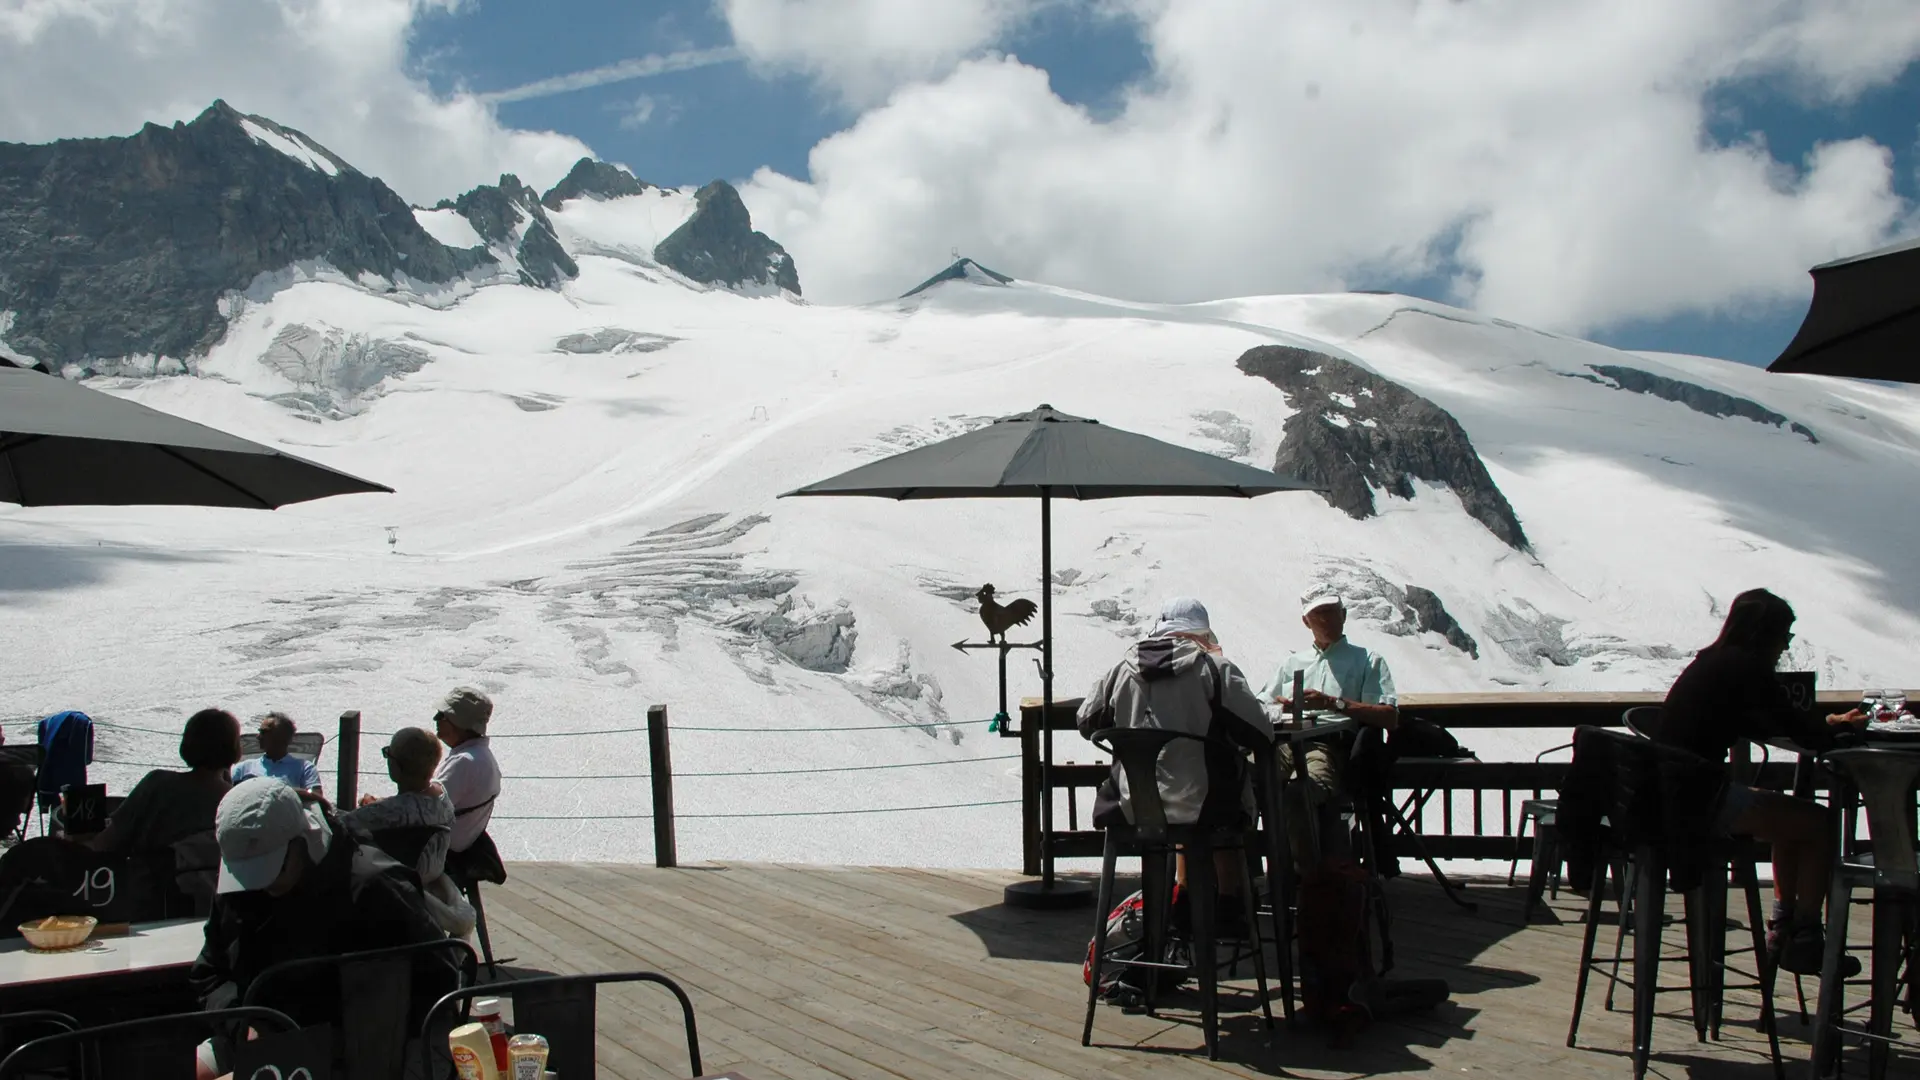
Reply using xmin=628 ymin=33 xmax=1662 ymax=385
xmin=1301 ymin=594 xmax=1345 ymax=619
xmin=1149 ymin=597 xmax=1212 ymax=639
xmin=214 ymin=777 xmax=330 ymax=894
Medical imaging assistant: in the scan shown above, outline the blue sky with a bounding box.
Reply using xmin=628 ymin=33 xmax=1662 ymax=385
xmin=407 ymin=1 xmax=1919 ymax=366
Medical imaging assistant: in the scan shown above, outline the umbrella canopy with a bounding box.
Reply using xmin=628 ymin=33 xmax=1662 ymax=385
xmin=1768 ymin=235 xmax=1920 ymax=383
xmin=0 ymin=360 xmax=391 ymax=508
xmin=782 ymin=404 xmax=1319 ymax=499
xmin=783 ymin=404 xmax=1320 ymax=906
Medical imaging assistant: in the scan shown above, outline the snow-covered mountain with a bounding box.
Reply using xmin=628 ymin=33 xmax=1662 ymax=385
xmin=2 ymin=115 xmax=1917 ymax=869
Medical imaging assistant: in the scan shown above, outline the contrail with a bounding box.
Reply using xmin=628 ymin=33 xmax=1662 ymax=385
xmin=478 ymin=47 xmax=742 ymax=104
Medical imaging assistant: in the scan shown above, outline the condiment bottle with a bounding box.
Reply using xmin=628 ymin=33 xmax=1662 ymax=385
xmin=506 ymin=1032 xmax=551 ymax=1080
xmin=471 ymin=997 xmax=512 ymax=1071
xmin=448 ymin=1022 xmax=501 ymax=1080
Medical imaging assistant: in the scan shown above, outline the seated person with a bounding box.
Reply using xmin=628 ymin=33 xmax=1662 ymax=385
xmin=191 ymin=778 xmax=448 ymax=1080
xmin=86 ymin=708 xmax=242 ymax=856
xmin=1657 ymin=588 xmax=1865 ymax=975
xmin=346 ymin=727 xmax=472 ymax=936
xmin=1259 ymin=595 xmax=1399 ymax=872
xmin=1077 ymin=597 xmax=1273 ymax=919
xmin=432 ymin=688 xmax=500 ymax=860
xmin=231 ymin=712 xmax=323 ymax=800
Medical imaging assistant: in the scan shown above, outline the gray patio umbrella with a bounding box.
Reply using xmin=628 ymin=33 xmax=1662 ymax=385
xmin=783 ymin=404 xmax=1320 ymax=907
xmin=1 ymin=359 xmax=391 ymax=507
xmin=1768 ymin=235 xmax=1920 ymax=383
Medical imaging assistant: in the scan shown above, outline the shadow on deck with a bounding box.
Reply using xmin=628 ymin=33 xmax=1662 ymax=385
xmin=484 ymin=862 xmax=1893 ymax=1080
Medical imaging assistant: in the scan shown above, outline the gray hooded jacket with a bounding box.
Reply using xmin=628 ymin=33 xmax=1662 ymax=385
xmin=1076 ymin=637 xmax=1274 ymax=824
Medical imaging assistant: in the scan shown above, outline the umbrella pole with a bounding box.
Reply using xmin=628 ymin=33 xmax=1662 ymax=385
xmin=1004 ymin=487 xmax=1090 ymax=909
xmin=1040 ymin=489 xmax=1055 ymax=890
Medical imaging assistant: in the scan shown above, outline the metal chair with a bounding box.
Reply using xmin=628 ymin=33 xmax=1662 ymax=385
xmin=1562 ymin=726 xmax=1783 ymax=1080
xmin=421 ymin=971 xmax=702 ymax=1080
xmin=244 ymin=938 xmax=477 ymax=1080
xmin=1622 ymin=706 xmax=1661 ymax=741
xmin=1081 ymin=726 xmax=1273 ymax=1059
xmin=445 ymin=830 xmax=511 ymax=975
xmin=367 ymin=822 xmax=452 ymax=881
xmin=0 ymin=1011 xmax=78 ymax=1076
xmin=1808 ymin=748 xmax=1920 ymax=1080
xmin=0 ymin=1006 xmax=298 ymax=1079
xmin=238 ymin=730 xmax=326 ymax=762
xmin=1510 ymin=740 xmax=1572 ymax=921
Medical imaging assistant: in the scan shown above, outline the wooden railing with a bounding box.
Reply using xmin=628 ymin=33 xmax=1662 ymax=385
xmin=1017 ymin=690 xmax=1878 ymax=874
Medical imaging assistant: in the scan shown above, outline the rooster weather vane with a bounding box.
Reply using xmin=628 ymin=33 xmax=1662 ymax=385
xmin=954 ymin=583 xmax=1043 ymax=732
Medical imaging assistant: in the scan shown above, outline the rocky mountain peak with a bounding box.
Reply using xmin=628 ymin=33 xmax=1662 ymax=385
xmin=653 ymin=180 xmax=801 ymax=296
xmin=540 ymin=157 xmax=652 ymax=209
xmin=902 ymin=257 xmax=1014 ymax=297
xmin=0 ymin=101 xmax=491 ymax=368
xmin=436 ymin=173 xmax=577 ymax=289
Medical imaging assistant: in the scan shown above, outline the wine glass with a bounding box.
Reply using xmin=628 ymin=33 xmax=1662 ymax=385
xmin=1861 ymin=689 xmax=1884 ymax=721
xmin=1882 ymin=689 xmax=1907 ymax=720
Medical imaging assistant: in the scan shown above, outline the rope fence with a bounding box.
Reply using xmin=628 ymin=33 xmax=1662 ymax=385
xmin=28 ymin=710 xmax=1025 ymax=849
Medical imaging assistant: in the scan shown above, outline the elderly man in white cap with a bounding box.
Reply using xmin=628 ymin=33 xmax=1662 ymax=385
xmin=431 ymin=687 xmax=501 ymax=855
xmin=1076 ymin=597 xmax=1273 ymax=928
xmin=1260 ymin=593 xmax=1399 ymax=870
xmin=189 ymin=777 xmax=446 ymax=1079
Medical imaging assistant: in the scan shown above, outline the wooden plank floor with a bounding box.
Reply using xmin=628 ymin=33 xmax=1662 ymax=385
xmin=482 ymin=863 xmax=1908 ymax=1080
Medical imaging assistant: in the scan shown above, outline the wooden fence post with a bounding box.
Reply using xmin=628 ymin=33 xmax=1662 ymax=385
xmin=336 ymin=710 xmax=360 ymax=811
xmin=647 ymin=705 xmax=677 ymax=868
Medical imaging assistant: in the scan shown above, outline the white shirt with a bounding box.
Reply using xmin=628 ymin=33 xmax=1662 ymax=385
xmin=434 ymin=736 xmax=500 ymax=852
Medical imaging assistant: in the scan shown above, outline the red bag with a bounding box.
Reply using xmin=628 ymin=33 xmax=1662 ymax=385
xmin=1083 ymin=885 xmax=1185 ymax=998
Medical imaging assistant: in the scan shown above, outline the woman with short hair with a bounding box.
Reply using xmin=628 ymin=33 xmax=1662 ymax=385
xmin=87 ymin=708 xmax=243 ymax=855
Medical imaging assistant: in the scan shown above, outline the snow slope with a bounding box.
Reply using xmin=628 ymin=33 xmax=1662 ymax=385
xmin=3 ymin=248 xmax=1916 ymax=869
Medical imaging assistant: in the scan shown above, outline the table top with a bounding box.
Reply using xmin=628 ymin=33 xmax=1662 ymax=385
xmin=0 ymin=918 xmax=202 ymax=990
xmin=1274 ymin=716 xmax=1357 ymax=743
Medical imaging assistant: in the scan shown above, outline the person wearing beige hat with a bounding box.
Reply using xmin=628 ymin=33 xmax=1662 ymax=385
xmin=1258 ymin=594 xmax=1400 ymax=871
xmin=431 ymin=687 xmax=500 ymax=854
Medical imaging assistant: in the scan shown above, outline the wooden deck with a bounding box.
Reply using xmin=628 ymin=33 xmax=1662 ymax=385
xmin=484 ymin=862 xmax=1903 ymax=1080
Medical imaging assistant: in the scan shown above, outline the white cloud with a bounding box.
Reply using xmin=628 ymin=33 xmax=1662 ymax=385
xmin=0 ymin=0 xmax=591 ymax=205
xmin=718 ymin=0 xmax=1042 ymax=107
xmin=739 ymin=0 xmax=1920 ymax=333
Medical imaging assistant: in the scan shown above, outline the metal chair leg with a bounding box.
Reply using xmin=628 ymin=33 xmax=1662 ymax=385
xmin=1567 ymin=858 xmax=1609 ymax=1047
xmin=1082 ymin=832 xmax=1120 ymax=1046
xmin=1241 ymin=846 xmax=1274 ymax=1034
xmin=1631 ymin=848 xmax=1663 ymax=1080
xmin=1810 ymin=867 xmax=1853 ymax=1077
xmin=1190 ymin=842 xmax=1221 ymax=1061
xmin=1607 ymin=859 xmax=1635 ymax=1012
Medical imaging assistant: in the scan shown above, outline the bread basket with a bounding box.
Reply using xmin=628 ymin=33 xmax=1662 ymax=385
xmin=18 ymin=915 xmax=97 ymax=950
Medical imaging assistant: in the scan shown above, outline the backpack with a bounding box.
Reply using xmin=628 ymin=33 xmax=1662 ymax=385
xmin=1083 ymin=887 xmax=1187 ymax=1002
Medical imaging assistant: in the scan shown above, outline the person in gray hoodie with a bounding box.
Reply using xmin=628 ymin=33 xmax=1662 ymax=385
xmin=1076 ymin=597 xmax=1274 ymax=913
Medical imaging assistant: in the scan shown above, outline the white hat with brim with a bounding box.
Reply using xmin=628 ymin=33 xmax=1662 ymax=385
xmin=215 ymin=777 xmax=331 ymax=894
xmin=1301 ymin=595 xmax=1345 ymax=619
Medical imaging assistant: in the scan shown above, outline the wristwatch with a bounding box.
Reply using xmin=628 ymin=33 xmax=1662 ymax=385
xmin=1335 ymin=698 xmax=1350 ymax=713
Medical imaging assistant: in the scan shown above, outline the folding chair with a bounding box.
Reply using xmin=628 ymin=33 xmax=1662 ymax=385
xmin=0 ymin=1006 xmax=297 ymax=1079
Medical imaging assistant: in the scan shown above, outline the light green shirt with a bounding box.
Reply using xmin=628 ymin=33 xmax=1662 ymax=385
xmin=1259 ymin=635 xmax=1398 ymax=709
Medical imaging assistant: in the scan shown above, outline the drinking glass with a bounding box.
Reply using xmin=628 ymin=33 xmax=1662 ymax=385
xmin=1861 ymin=690 xmax=1884 ymax=720
xmin=1881 ymin=689 xmax=1907 ymax=719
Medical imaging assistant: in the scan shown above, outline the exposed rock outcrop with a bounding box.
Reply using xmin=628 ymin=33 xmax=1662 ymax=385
xmin=1237 ymin=346 xmax=1528 ymax=550
xmin=902 ymin=257 xmax=1013 ymax=297
xmin=0 ymin=100 xmax=491 ymax=367
xmin=1582 ymin=364 xmax=1817 ymax=443
xmin=654 ymin=181 xmax=800 ymax=295
xmin=539 ymin=157 xmax=652 ymax=209
xmin=1306 ymin=558 xmax=1480 ymax=658
xmin=436 ymin=174 xmax=577 ymax=289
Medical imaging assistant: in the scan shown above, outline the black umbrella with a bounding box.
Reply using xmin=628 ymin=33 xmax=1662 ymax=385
xmin=783 ymin=404 xmax=1320 ymax=906
xmin=1 ymin=359 xmax=391 ymax=507
xmin=1768 ymin=235 xmax=1920 ymax=383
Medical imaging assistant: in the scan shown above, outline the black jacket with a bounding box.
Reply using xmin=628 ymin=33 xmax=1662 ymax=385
xmin=1557 ymin=725 xmax=1728 ymax=894
xmin=190 ymin=815 xmax=450 ymax=1026
xmin=1658 ymin=645 xmax=1833 ymax=765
